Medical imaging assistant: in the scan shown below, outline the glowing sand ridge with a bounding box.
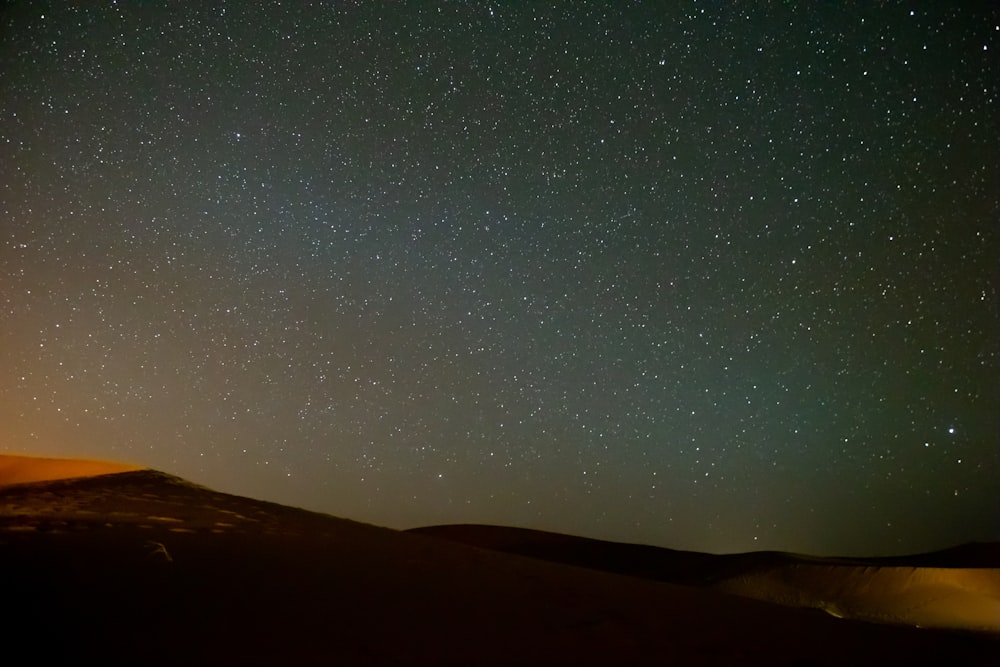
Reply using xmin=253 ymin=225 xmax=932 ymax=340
xmin=0 ymin=454 xmax=145 ymax=487
xmin=715 ymin=561 xmax=1000 ymax=633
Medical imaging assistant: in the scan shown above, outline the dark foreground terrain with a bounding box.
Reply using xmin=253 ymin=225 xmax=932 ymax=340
xmin=2 ymin=467 xmax=997 ymax=666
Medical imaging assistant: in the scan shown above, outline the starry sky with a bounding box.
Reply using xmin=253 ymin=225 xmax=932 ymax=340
xmin=2 ymin=2 xmax=998 ymax=557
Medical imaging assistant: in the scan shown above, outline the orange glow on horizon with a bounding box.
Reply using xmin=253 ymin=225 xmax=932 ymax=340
xmin=0 ymin=453 xmax=145 ymax=487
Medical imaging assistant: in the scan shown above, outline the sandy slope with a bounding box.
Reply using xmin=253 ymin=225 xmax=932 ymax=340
xmin=412 ymin=524 xmax=1000 ymax=635
xmin=0 ymin=453 xmax=144 ymax=486
xmin=1 ymin=461 xmax=997 ymax=665
xmin=714 ymin=563 xmax=1000 ymax=633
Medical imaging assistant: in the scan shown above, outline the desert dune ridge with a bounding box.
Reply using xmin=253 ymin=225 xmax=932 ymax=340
xmin=412 ymin=524 xmax=1000 ymax=635
xmin=0 ymin=453 xmax=144 ymax=487
xmin=0 ymin=456 xmax=1000 ymax=667
xmin=1 ymin=457 xmax=998 ymax=666
xmin=716 ymin=562 xmax=1000 ymax=633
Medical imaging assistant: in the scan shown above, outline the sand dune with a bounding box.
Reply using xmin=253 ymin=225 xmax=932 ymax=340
xmin=0 ymin=453 xmax=144 ymax=486
xmin=715 ymin=563 xmax=1000 ymax=633
xmin=2 ymin=458 xmax=997 ymax=665
xmin=412 ymin=524 xmax=1000 ymax=635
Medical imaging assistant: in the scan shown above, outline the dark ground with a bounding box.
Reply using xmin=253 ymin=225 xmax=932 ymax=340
xmin=2 ymin=471 xmax=997 ymax=666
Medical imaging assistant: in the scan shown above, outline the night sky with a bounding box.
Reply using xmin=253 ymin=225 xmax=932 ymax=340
xmin=2 ymin=2 xmax=998 ymax=556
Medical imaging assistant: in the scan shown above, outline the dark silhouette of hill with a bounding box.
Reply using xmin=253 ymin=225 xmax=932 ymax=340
xmin=409 ymin=523 xmax=1000 ymax=579
xmin=2 ymin=466 xmax=997 ymax=666
xmin=410 ymin=523 xmax=742 ymax=585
